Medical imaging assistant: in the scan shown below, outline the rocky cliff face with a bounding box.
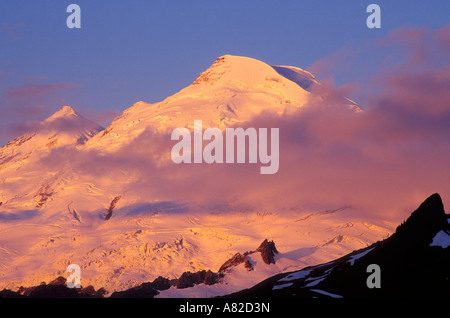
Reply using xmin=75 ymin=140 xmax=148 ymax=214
xmin=256 ymin=239 xmax=278 ymax=265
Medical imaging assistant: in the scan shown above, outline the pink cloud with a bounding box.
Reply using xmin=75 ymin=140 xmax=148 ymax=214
xmin=0 ymin=23 xmax=24 ymax=41
xmin=0 ymin=81 xmax=79 ymax=142
xmin=36 ymin=65 xmax=450 ymax=223
xmin=434 ymin=25 xmax=450 ymax=50
xmin=126 ymin=25 xmax=450 ymax=221
xmin=5 ymin=82 xmax=77 ymax=105
xmin=376 ymin=25 xmax=450 ymax=71
xmin=308 ymin=45 xmax=354 ymax=80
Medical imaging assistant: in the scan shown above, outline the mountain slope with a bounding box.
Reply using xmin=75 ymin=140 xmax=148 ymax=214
xmin=0 ymin=106 xmax=102 ymax=168
xmin=226 ymin=193 xmax=450 ymax=298
xmin=0 ymin=106 xmax=103 ymax=210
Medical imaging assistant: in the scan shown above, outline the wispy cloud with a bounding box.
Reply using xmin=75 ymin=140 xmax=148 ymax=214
xmin=0 ymin=23 xmax=24 ymax=41
xmin=0 ymin=80 xmax=79 ymax=141
xmin=4 ymin=82 xmax=77 ymax=107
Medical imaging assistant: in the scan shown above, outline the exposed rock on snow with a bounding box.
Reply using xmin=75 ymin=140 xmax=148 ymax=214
xmin=256 ymin=239 xmax=278 ymax=265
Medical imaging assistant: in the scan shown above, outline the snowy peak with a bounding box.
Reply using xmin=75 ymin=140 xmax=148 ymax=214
xmin=86 ymin=55 xmax=321 ymax=150
xmin=44 ymin=105 xmax=78 ymax=122
xmin=0 ymin=105 xmax=101 ymax=144
xmin=393 ymin=193 xmax=449 ymax=246
xmin=42 ymin=106 xmax=103 ymax=138
xmin=40 ymin=106 xmax=103 ymax=143
xmin=192 ymin=55 xmax=285 ymax=87
xmin=191 ymin=55 xmax=230 ymax=86
xmin=0 ymin=106 xmax=103 ymax=212
xmin=0 ymin=106 xmax=103 ymax=170
xmin=190 ymin=55 xmax=318 ymax=92
xmin=183 ymin=54 xmax=315 ymax=108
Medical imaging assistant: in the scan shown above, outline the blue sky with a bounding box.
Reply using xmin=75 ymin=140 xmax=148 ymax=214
xmin=0 ymin=0 xmax=449 ymax=142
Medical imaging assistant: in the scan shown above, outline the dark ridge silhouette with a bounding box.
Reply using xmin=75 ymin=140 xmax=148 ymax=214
xmin=224 ymin=193 xmax=450 ymax=298
xmin=0 ymin=276 xmax=106 ymax=298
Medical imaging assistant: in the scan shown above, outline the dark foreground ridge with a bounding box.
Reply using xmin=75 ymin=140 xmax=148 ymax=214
xmin=225 ymin=193 xmax=450 ymax=298
xmin=1 ymin=194 xmax=449 ymax=298
xmin=0 ymin=276 xmax=107 ymax=298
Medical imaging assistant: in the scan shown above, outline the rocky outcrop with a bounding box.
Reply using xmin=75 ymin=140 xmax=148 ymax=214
xmin=34 ymin=184 xmax=54 ymax=208
xmin=110 ymin=276 xmax=171 ymax=298
xmin=174 ymin=270 xmax=221 ymax=289
xmin=218 ymin=252 xmax=254 ymax=273
xmin=256 ymin=239 xmax=278 ymax=265
xmin=218 ymin=239 xmax=279 ymax=273
xmin=105 ymin=195 xmax=121 ymax=220
xmin=192 ymin=56 xmax=227 ymax=85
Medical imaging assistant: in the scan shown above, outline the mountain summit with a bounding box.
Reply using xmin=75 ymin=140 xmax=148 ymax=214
xmin=45 ymin=105 xmax=78 ymax=122
xmin=0 ymin=106 xmax=102 ymax=166
xmin=0 ymin=106 xmax=102 ymax=165
xmin=191 ymin=55 xmax=319 ymax=92
xmin=0 ymin=106 xmax=103 ymax=211
xmin=85 ymin=55 xmax=337 ymax=151
xmin=42 ymin=106 xmax=103 ymax=141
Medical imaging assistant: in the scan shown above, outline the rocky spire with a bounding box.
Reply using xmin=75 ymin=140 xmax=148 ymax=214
xmin=393 ymin=193 xmax=449 ymax=247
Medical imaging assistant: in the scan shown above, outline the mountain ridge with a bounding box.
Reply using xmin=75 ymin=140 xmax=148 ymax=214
xmin=224 ymin=193 xmax=450 ymax=298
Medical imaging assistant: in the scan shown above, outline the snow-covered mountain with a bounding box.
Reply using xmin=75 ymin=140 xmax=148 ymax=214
xmin=0 ymin=106 xmax=103 ymax=211
xmin=0 ymin=55 xmax=390 ymax=296
xmin=0 ymin=105 xmax=102 ymax=169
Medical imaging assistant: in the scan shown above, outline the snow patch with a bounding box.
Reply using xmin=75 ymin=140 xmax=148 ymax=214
xmin=272 ymin=282 xmax=293 ymax=290
xmin=310 ymin=288 xmax=342 ymax=298
xmin=304 ymin=275 xmax=327 ymax=287
xmin=278 ymin=268 xmax=313 ymax=282
xmin=347 ymin=247 xmax=375 ymax=266
xmin=271 ymin=65 xmax=318 ymax=91
xmin=430 ymin=230 xmax=450 ymax=248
